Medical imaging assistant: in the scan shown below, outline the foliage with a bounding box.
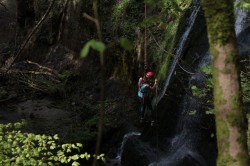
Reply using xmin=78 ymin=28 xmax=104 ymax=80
xmin=112 ymin=0 xmax=134 ymax=22
xmin=191 ymin=61 xmax=250 ymax=113
xmin=145 ymin=0 xmax=191 ymax=82
xmin=145 ymin=0 xmax=191 ymax=20
xmin=157 ymin=22 xmax=179 ymax=82
xmin=240 ymin=59 xmax=250 ymax=104
xmin=112 ymin=0 xmax=141 ymax=39
xmin=119 ymin=37 xmax=133 ymax=51
xmin=80 ymin=40 xmax=106 ymax=58
xmin=111 ymin=0 xmax=192 ymax=82
xmin=191 ymin=65 xmax=213 ymax=115
xmin=0 ymin=120 xmax=105 ymax=166
xmin=235 ymin=0 xmax=250 ymax=11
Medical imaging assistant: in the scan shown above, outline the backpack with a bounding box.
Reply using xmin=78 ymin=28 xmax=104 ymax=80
xmin=138 ymin=83 xmax=150 ymax=98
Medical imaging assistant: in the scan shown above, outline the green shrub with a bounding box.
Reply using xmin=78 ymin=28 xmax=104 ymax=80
xmin=0 ymin=120 xmax=105 ymax=166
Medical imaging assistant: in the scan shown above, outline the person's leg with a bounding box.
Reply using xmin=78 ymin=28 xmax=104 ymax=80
xmin=139 ymin=97 xmax=146 ymax=122
xmin=145 ymin=98 xmax=155 ymax=125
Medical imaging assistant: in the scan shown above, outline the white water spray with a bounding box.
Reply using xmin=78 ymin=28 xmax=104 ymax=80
xmin=158 ymin=5 xmax=200 ymax=103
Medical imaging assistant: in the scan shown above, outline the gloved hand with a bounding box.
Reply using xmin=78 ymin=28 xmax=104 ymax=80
xmin=154 ymin=78 xmax=158 ymax=84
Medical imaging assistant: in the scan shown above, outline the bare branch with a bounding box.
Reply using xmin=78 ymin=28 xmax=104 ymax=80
xmin=83 ymin=13 xmax=97 ymax=24
xmin=0 ymin=2 xmax=8 ymax=10
xmin=5 ymin=0 xmax=56 ymax=73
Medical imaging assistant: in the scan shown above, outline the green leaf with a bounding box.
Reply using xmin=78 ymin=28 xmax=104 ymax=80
xmin=80 ymin=40 xmax=106 ymax=58
xmin=48 ymin=162 xmax=53 ymax=166
xmin=76 ymin=143 xmax=82 ymax=147
xmin=71 ymin=154 xmax=79 ymax=160
xmin=80 ymin=42 xmax=91 ymax=58
xmin=72 ymin=161 xmax=80 ymax=166
xmin=50 ymin=145 xmax=56 ymax=150
xmin=202 ymin=65 xmax=212 ymax=75
xmin=66 ymin=148 xmax=71 ymax=153
xmin=206 ymin=109 xmax=215 ymax=115
xmin=119 ymin=38 xmax=133 ymax=51
xmin=80 ymin=154 xmax=85 ymax=158
xmin=89 ymin=40 xmax=106 ymax=53
xmin=53 ymin=134 xmax=59 ymax=140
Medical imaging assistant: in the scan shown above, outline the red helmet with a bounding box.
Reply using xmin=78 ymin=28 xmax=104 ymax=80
xmin=146 ymin=72 xmax=154 ymax=79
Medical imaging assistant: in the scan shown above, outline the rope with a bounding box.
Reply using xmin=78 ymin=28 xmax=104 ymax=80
xmin=155 ymin=85 xmax=159 ymax=162
xmin=144 ymin=3 xmax=147 ymax=73
xmin=177 ymin=61 xmax=196 ymax=75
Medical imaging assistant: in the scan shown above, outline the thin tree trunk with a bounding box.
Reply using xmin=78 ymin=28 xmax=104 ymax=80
xmin=201 ymin=0 xmax=249 ymax=165
xmin=6 ymin=0 xmax=56 ymax=72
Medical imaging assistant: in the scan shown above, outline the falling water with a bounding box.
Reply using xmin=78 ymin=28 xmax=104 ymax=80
xmin=235 ymin=0 xmax=248 ymax=35
xmin=152 ymin=51 xmax=213 ymax=166
xmin=113 ymin=1 xmax=250 ymax=165
xmin=158 ymin=4 xmax=200 ymax=102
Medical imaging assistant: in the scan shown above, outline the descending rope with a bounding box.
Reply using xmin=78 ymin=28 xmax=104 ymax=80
xmin=177 ymin=61 xmax=196 ymax=75
xmin=155 ymin=84 xmax=159 ymax=162
xmin=144 ymin=3 xmax=147 ymax=73
xmin=143 ymin=4 xmax=160 ymax=160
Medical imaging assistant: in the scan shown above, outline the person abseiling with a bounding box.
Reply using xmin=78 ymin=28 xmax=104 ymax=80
xmin=138 ymin=71 xmax=158 ymax=126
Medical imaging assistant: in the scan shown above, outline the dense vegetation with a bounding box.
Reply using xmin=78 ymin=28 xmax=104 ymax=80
xmin=0 ymin=0 xmax=249 ymax=165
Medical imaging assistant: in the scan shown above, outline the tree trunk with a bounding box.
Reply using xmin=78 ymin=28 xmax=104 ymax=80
xmin=201 ymin=0 xmax=249 ymax=165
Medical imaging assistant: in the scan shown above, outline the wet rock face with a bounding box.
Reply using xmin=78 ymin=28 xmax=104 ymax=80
xmin=156 ymin=4 xmax=210 ymax=139
xmin=238 ymin=26 xmax=250 ymax=57
xmin=120 ymin=135 xmax=157 ymax=166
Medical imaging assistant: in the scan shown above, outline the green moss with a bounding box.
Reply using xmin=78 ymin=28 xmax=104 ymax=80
xmin=213 ymin=68 xmax=225 ymax=105
xmin=216 ymin=118 xmax=229 ymax=148
xmin=158 ymin=20 xmax=179 ymax=82
xmin=217 ymin=154 xmax=232 ymax=166
xmin=232 ymin=94 xmax=242 ymax=111
xmin=216 ymin=118 xmax=232 ymax=166
xmin=112 ymin=0 xmax=134 ymax=22
xmin=216 ymin=118 xmax=249 ymax=165
xmin=202 ymin=0 xmax=235 ymax=46
xmin=210 ymin=46 xmax=219 ymax=62
xmin=225 ymin=50 xmax=237 ymax=64
xmin=159 ymin=56 xmax=170 ymax=81
xmin=227 ymin=111 xmax=241 ymax=128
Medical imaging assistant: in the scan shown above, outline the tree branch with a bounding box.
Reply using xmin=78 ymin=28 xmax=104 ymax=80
xmin=5 ymin=0 xmax=56 ymax=73
xmin=0 ymin=2 xmax=7 ymax=10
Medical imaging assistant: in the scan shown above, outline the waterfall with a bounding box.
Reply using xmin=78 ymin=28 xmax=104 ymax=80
xmin=158 ymin=4 xmax=200 ymax=103
xmin=152 ymin=52 xmax=213 ymax=166
xmin=235 ymin=0 xmax=248 ymax=35
xmin=113 ymin=1 xmax=250 ymax=165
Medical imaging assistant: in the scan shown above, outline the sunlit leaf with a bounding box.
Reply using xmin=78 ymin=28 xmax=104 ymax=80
xmin=71 ymin=154 xmax=79 ymax=160
xmin=72 ymin=161 xmax=80 ymax=166
xmin=89 ymin=40 xmax=106 ymax=53
xmin=80 ymin=40 xmax=106 ymax=58
xmin=80 ymin=42 xmax=91 ymax=58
